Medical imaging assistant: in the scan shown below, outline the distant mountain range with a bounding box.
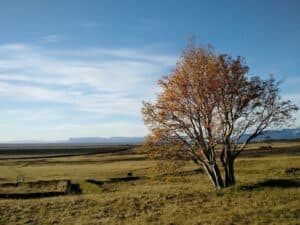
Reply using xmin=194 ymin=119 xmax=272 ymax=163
xmin=69 ymin=128 xmax=300 ymax=144
xmin=242 ymin=128 xmax=300 ymax=142
xmin=3 ymin=128 xmax=300 ymax=144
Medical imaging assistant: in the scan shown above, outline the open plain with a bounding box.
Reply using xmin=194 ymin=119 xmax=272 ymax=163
xmin=0 ymin=141 xmax=299 ymax=225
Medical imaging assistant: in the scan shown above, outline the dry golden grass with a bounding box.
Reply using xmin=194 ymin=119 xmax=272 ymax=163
xmin=0 ymin=180 xmax=69 ymax=194
xmin=0 ymin=141 xmax=299 ymax=225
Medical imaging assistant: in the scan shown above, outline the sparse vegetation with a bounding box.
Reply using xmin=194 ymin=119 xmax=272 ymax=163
xmin=0 ymin=141 xmax=299 ymax=224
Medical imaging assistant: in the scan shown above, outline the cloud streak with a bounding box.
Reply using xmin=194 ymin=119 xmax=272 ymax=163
xmin=2 ymin=42 xmax=297 ymax=141
xmin=0 ymin=42 xmax=176 ymax=140
xmin=41 ymin=34 xmax=62 ymax=43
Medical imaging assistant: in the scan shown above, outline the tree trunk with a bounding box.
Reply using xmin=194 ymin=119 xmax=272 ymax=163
xmin=224 ymin=158 xmax=235 ymax=187
xmin=203 ymin=163 xmax=224 ymax=189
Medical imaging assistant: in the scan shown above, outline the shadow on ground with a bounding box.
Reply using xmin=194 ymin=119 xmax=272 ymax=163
xmin=86 ymin=176 xmax=141 ymax=186
xmin=86 ymin=168 xmax=204 ymax=186
xmin=238 ymin=179 xmax=300 ymax=191
xmin=0 ymin=180 xmax=82 ymax=199
xmin=70 ymin=183 xmax=82 ymax=194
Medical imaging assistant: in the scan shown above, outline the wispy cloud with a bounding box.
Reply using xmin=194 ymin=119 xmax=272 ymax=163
xmin=0 ymin=42 xmax=175 ymax=140
xmin=78 ymin=20 xmax=98 ymax=29
xmin=41 ymin=34 xmax=62 ymax=43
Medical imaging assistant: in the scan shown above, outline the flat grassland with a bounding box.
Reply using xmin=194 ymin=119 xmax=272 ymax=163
xmin=0 ymin=142 xmax=299 ymax=225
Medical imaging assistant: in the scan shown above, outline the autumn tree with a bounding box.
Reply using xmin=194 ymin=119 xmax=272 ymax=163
xmin=142 ymin=45 xmax=298 ymax=189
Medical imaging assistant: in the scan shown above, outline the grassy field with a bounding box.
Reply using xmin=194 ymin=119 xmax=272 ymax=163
xmin=0 ymin=144 xmax=132 ymax=159
xmin=0 ymin=142 xmax=299 ymax=225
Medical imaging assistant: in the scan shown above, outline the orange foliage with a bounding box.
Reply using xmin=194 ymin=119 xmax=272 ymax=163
xmin=142 ymin=44 xmax=298 ymax=189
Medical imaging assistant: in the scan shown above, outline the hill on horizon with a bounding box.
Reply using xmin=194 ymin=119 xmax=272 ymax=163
xmin=3 ymin=128 xmax=300 ymax=144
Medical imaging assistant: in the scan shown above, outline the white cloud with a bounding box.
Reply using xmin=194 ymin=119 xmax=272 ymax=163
xmin=0 ymin=42 xmax=175 ymax=140
xmin=0 ymin=121 xmax=148 ymax=142
xmin=0 ymin=108 xmax=64 ymax=122
xmin=0 ymin=43 xmax=27 ymax=52
xmin=51 ymin=122 xmax=148 ymax=137
xmin=0 ymin=43 xmax=174 ymax=113
xmin=0 ymin=42 xmax=299 ymax=140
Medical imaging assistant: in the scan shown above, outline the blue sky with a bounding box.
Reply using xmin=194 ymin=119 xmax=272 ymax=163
xmin=0 ymin=0 xmax=299 ymax=141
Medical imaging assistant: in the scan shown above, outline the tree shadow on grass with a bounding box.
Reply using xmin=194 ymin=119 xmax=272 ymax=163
xmin=238 ymin=179 xmax=300 ymax=191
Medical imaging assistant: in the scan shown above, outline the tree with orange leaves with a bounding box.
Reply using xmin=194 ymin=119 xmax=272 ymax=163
xmin=142 ymin=44 xmax=298 ymax=189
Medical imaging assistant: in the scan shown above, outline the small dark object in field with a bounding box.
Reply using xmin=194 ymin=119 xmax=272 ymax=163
xmin=285 ymin=167 xmax=300 ymax=175
xmin=127 ymin=172 xmax=133 ymax=177
xmin=239 ymin=179 xmax=300 ymax=191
